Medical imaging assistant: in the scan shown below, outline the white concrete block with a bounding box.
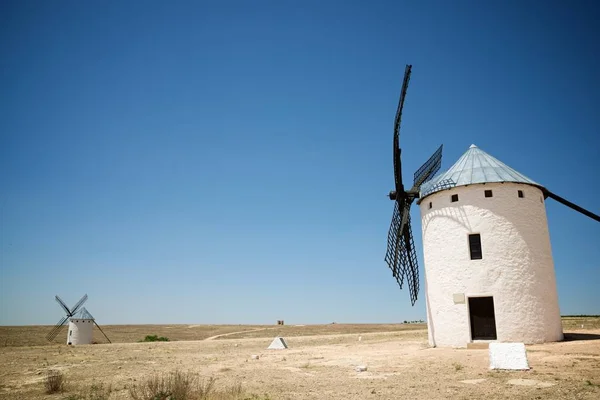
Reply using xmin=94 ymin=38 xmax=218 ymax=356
xmin=489 ymin=342 xmax=529 ymax=370
xmin=355 ymin=365 xmax=367 ymax=372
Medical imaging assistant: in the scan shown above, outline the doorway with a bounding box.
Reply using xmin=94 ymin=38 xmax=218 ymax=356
xmin=469 ymin=296 xmax=497 ymax=340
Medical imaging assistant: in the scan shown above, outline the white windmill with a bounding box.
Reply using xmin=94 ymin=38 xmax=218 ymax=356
xmin=46 ymin=294 xmax=111 ymax=345
xmin=383 ymin=65 xmax=599 ymax=348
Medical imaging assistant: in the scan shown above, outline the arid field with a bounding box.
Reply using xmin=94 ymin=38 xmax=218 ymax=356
xmin=1 ymin=317 xmax=599 ymax=399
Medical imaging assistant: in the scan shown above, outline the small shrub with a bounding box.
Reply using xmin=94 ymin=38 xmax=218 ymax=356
xmin=45 ymin=370 xmax=66 ymax=394
xmin=129 ymin=371 xmax=251 ymax=400
xmin=86 ymin=383 xmax=113 ymax=400
xmin=129 ymin=371 xmax=203 ymax=400
xmin=140 ymin=335 xmax=170 ymax=342
xmin=453 ymin=362 xmax=463 ymax=371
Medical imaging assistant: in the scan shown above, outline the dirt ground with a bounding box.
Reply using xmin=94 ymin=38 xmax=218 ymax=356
xmin=0 ymin=324 xmax=421 ymax=347
xmin=1 ymin=321 xmax=599 ymax=399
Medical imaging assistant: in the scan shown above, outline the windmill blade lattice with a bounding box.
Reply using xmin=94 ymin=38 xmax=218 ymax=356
xmin=413 ymin=145 xmax=443 ymax=189
xmin=384 ymin=201 xmax=420 ymax=305
xmin=55 ymin=295 xmax=72 ymax=316
xmin=46 ymin=316 xmax=69 ymax=341
xmin=392 ymin=65 xmax=412 ymax=195
xmin=70 ymin=294 xmax=88 ymax=315
xmin=384 ymin=64 xmax=442 ymax=306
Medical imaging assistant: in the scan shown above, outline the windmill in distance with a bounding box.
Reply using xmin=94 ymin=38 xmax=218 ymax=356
xmin=384 ymin=64 xmax=443 ymax=306
xmin=46 ymin=294 xmax=111 ymax=344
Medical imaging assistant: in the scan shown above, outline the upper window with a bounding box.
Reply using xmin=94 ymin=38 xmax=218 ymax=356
xmin=518 ymin=190 xmax=524 ymax=198
xmin=469 ymin=234 xmax=482 ymax=260
xmin=429 ymin=202 xmax=432 ymax=209
xmin=451 ymin=194 xmax=459 ymax=202
xmin=484 ymin=190 xmax=493 ymax=198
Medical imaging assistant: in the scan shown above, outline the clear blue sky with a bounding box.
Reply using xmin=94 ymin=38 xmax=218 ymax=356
xmin=1 ymin=1 xmax=599 ymax=326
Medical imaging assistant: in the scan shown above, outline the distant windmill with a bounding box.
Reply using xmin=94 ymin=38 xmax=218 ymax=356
xmin=46 ymin=294 xmax=111 ymax=344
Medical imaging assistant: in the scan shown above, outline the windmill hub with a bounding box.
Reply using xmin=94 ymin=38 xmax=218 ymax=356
xmin=388 ymin=190 xmax=397 ymax=200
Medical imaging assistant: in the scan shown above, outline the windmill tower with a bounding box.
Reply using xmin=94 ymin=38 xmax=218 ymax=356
xmin=67 ymin=307 xmax=95 ymax=345
xmin=383 ymin=65 xmax=599 ymax=348
xmin=46 ymin=294 xmax=111 ymax=345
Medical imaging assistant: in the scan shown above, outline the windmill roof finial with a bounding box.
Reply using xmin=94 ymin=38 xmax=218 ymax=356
xmin=469 ymin=144 xmax=477 ymax=149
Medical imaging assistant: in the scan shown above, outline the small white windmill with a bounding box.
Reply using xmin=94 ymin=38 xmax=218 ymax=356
xmin=46 ymin=294 xmax=111 ymax=345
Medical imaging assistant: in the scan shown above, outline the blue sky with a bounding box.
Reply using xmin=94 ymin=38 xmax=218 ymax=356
xmin=1 ymin=0 xmax=598 ymax=325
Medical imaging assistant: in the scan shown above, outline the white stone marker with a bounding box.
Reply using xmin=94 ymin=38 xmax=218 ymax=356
xmin=489 ymin=343 xmax=530 ymax=370
xmin=267 ymin=337 xmax=288 ymax=349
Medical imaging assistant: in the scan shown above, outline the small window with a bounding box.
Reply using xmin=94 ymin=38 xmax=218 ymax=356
xmin=69 ymin=330 xmax=72 ymax=336
xmin=540 ymin=196 xmax=543 ymax=203
xmin=484 ymin=190 xmax=493 ymax=198
xmin=451 ymin=194 xmax=459 ymax=202
xmin=518 ymin=190 xmax=524 ymax=198
xmin=429 ymin=202 xmax=432 ymax=209
xmin=469 ymin=234 xmax=482 ymax=260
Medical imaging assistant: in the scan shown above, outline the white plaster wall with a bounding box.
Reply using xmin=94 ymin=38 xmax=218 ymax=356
xmin=67 ymin=319 xmax=94 ymax=345
xmin=420 ymin=182 xmax=563 ymax=348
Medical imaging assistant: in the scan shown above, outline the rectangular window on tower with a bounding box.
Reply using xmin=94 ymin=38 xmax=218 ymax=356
xmin=469 ymin=234 xmax=482 ymax=260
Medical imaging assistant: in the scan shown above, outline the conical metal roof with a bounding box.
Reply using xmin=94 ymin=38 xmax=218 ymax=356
xmin=420 ymin=144 xmax=542 ymax=198
xmin=70 ymin=307 xmax=94 ymax=320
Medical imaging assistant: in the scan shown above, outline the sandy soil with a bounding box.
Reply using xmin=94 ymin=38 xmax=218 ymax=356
xmin=1 ymin=326 xmax=599 ymax=400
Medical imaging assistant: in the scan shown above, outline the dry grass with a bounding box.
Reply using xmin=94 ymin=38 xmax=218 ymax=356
xmin=44 ymin=369 xmax=66 ymax=394
xmin=561 ymin=316 xmax=600 ymax=330
xmin=129 ymin=371 xmax=251 ymax=400
xmin=64 ymin=382 xmax=113 ymax=400
xmin=217 ymin=323 xmax=425 ymax=340
xmin=0 ymin=324 xmax=266 ymax=347
xmin=0 ymin=318 xmax=597 ymax=347
xmin=0 ymin=323 xmax=422 ymax=347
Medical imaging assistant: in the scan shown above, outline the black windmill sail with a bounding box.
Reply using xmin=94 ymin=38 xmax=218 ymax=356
xmin=46 ymin=294 xmax=88 ymax=341
xmin=384 ymin=65 xmax=443 ymax=305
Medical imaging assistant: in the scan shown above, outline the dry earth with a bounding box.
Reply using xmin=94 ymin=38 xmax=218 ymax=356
xmin=0 ymin=319 xmax=599 ymax=399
